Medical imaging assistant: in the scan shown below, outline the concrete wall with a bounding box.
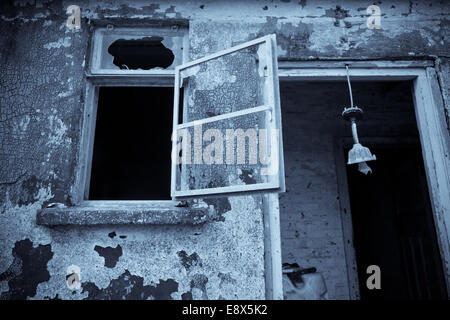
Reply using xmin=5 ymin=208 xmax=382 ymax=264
xmin=0 ymin=0 xmax=448 ymax=300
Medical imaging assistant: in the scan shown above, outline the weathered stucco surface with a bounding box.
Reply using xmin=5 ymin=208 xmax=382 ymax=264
xmin=0 ymin=0 xmax=449 ymax=299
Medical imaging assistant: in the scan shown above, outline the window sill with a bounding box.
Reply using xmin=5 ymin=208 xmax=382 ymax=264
xmin=36 ymin=201 xmax=213 ymax=226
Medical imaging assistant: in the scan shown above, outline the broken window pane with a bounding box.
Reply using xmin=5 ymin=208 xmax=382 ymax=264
xmin=108 ymin=37 xmax=174 ymax=70
xmin=91 ymin=28 xmax=188 ymax=73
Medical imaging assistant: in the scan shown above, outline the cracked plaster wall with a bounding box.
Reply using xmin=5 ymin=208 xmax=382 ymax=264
xmin=0 ymin=0 xmax=448 ymax=300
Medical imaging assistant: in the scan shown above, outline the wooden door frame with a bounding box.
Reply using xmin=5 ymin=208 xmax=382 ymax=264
xmin=275 ymin=60 xmax=450 ymax=299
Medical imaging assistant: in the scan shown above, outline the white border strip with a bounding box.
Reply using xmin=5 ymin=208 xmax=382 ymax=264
xmin=173 ymin=182 xmax=279 ymax=198
xmin=176 ymin=105 xmax=272 ymax=129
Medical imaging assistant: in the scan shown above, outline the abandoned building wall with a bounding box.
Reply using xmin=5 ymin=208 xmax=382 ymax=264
xmin=0 ymin=0 xmax=448 ymax=300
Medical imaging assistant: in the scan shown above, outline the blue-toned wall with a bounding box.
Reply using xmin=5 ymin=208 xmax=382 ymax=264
xmin=0 ymin=0 xmax=448 ymax=300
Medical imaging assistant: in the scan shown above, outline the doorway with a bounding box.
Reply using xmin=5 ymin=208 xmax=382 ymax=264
xmin=346 ymin=144 xmax=447 ymax=299
xmin=277 ymin=72 xmax=449 ymax=300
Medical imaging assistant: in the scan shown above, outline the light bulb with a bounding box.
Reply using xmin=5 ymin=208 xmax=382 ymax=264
xmin=357 ymin=162 xmax=372 ymax=175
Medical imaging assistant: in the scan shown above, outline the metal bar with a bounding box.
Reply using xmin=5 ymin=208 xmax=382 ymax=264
xmin=173 ymin=182 xmax=280 ymax=198
xmin=170 ymin=71 xmax=181 ymax=198
xmin=176 ymin=105 xmax=272 ymax=129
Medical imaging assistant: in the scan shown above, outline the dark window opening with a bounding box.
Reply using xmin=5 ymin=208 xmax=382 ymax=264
xmin=89 ymin=87 xmax=173 ymax=200
xmin=107 ymin=36 xmax=175 ymax=70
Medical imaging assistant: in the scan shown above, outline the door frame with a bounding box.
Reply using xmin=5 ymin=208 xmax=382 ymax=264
xmin=276 ymin=60 xmax=450 ymax=299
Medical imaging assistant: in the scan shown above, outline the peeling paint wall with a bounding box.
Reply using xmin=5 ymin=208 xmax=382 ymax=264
xmin=0 ymin=0 xmax=449 ymax=300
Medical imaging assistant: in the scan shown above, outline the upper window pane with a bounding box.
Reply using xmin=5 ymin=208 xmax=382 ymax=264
xmin=91 ymin=27 xmax=188 ymax=74
xmin=179 ymin=41 xmax=270 ymax=123
xmin=171 ymin=35 xmax=285 ymax=198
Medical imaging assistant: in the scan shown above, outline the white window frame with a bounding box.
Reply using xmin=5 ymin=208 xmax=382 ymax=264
xmin=171 ymin=34 xmax=286 ymax=199
xmin=73 ymin=27 xmax=187 ymax=206
xmin=90 ymin=27 xmax=189 ymax=76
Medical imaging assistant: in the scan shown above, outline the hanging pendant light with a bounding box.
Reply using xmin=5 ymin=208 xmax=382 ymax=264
xmin=342 ymin=64 xmax=376 ymax=175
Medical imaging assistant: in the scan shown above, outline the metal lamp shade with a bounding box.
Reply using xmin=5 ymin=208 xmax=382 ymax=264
xmin=347 ymin=143 xmax=377 ymax=175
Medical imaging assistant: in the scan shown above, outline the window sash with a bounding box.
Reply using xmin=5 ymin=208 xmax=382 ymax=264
xmin=171 ymin=34 xmax=285 ymax=198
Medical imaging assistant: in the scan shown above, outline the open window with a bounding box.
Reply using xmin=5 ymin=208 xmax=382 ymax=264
xmin=79 ymin=27 xmax=189 ymax=203
xmin=38 ymin=32 xmax=287 ymax=226
xmin=171 ymin=35 xmax=285 ymax=198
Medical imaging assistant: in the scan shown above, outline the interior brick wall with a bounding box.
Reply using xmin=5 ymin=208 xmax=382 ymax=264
xmin=279 ymin=80 xmax=419 ymax=299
